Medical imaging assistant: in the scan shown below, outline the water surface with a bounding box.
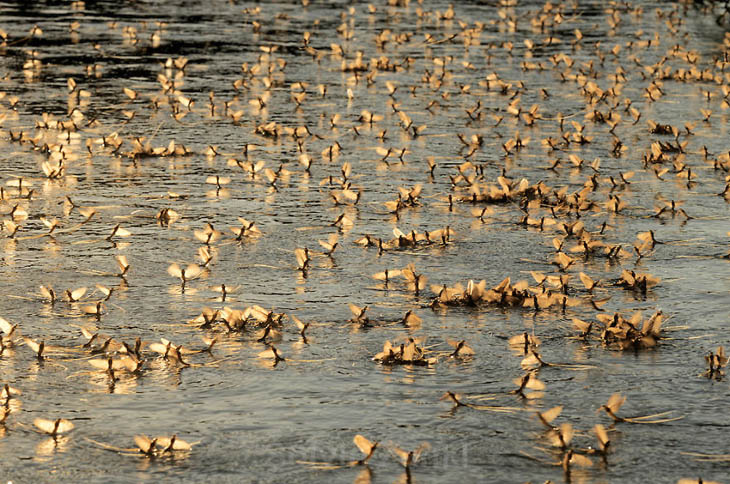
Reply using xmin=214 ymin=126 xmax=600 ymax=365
xmin=1 ymin=1 xmax=730 ymax=483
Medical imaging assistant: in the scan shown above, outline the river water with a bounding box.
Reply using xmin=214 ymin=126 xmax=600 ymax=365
xmin=1 ymin=0 xmax=729 ymax=482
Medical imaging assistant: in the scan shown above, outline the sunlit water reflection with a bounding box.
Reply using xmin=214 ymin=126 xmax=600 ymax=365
xmin=1 ymin=1 xmax=730 ymax=482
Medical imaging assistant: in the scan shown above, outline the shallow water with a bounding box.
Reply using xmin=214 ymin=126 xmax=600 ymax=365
xmin=1 ymin=0 xmax=730 ymax=482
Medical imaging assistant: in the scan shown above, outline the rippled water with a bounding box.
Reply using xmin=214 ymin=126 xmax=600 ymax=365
xmin=1 ymin=0 xmax=730 ymax=482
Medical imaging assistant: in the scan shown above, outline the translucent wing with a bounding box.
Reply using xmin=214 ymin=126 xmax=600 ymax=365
xmin=116 ymin=255 xmax=129 ymax=272
xmin=0 ymin=317 xmax=15 ymax=336
xmin=39 ymin=285 xmax=55 ymax=301
xmin=34 ymin=418 xmax=73 ymax=435
xmin=411 ymin=442 xmax=430 ymax=463
xmin=569 ymin=452 xmax=593 ymax=468
xmin=81 ymin=303 xmax=103 ymax=315
xmin=403 ymin=312 xmax=422 ymax=328
xmin=593 ymin=424 xmax=609 ymax=448
xmin=135 ymin=435 xmax=156 ymax=453
xmin=508 ymin=333 xmax=530 ymax=347
xmin=0 ymin=385 xmax=20 ymax=400
xmin=157 ymin=435 xmax=192 ymax=451
xmin=206 ymin=175 xmax=231 ymax=185
xmin=402 ymin=342 xmax=417 ymax=361
xmin=96 ymin=285 xmax=112 ymax=297
xmin=291 ymin=315 xmax=307 ymax=331
xmin=390 ymin=445 xmax=410 ymax=467
xmin=559 ymin=423 xmax=574 ymax=446
xmin=88 ymin=358 xmax=113 ymax=370
xmin=55 ymin=419 xmax=75 ymax=434
xmin=348 ymin=303 xmax=365 ymax=317
xmin=80 ymin=327 xmax=96 ymax=341
xmin=78 ymin=207 xmax=97 ymax=219
xmin=24 ymin=337 xmax=41 ymax=354
xmin=247 ymin=305 xmax=270 ymax=322
xmin=184 ymin=264 xmax=203 ymax=280
xmin=354 ymin=435 xmax=376 ymax=456
xmin=69 ymin=287 xmax=88 ymax=301
xmin=167 ymin=263 xmax=183 ymax=279
xmin=538 ymin=406 xmax=563 ymax=425
xmin=33 ymin=418 xmax=56 ymax=434
xmin=294 ymin=248 xmax=309 ymax=268
xmin=572 ymin=318 xmax=591 ymax=333
xmin=458 ymin=342 xmax=475 ymax=356
xmin=606 ymin=393 xmax=626 ymax=413
xmin=579 ymin=272 xmax=595 ymax=289
xmin=148 ymin=343 xmax=169 ymax=355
